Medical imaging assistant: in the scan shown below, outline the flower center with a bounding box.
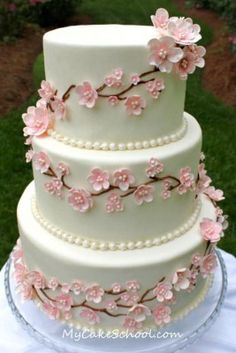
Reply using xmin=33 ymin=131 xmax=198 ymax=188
xmin=159 ymin=48 xmax=167 ymax=59
xmin=180 ymin=58 xmax=189 ymax=69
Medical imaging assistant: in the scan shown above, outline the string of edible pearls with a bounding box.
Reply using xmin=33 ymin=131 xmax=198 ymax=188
xmin=47 ymin=119 xmax=187 ymax=151
xmin=32 ymin=196 xmax=201 ymax=251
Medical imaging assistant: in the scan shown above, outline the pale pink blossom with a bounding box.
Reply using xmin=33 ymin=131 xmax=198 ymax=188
xmin=134 ymin=184 xmax=155 ymax=205
xmin=148 ymin=37 xmax=183 ymax=73
xmin=71 ymin=280 xmax=85 ymax=295
xmin=56 ymin=162 xmax=70 ymax=177
xmin=204 ymin=186 xmax=225 ymax=201
xmin=124 ymin=95 xmax=146 ymax=116
xmin=200 ymin=218 xmax=222 ymax=243
xmin=12 ymin=242 xmax=24 ymax=265
xmin=122 ymin=316 xmax=142 ymax=331
xmin=146 ymin=157 xmax=164 ymax=177
xmin=187 ymin=268 xmax=199 ymax=292
xmin=128 ymin=304 xmax=151 ymax=322
xmin=111 ymin=282 xmax=122 ymax=293
xmin=51 ymin=97 xmax=67 ymax=120
xmin=121 ymin=291 xmax=139 ymax=306
xmin=105 ymin=300 xmax=118 ymax=312
xmin=177 ymin=167 xmax=195 ymax=194
xmin=108 ymin=95 xmax=119 ymax=106
xmin=43 ymin=301 xmax=60 ymax=320
xmin=75 ymin=81 xmax=98 ymax=108
xmin=80 ymin=308 xmax=100 ymax=325
xmin=145 ymin=78 xmax=165 ymax=98
xmin=38 ymin=80 xmax=55 ymax=101
xmin=161 ymin=189 xmax=171 ymax=200
xmin=130 ymin=73 xmax=141 ymax=85
xmin=61 ymin=283 xmax=71 ymax=293
xmin=22 ymin=106 xmax=50 ymax=137
xmin=164 ymin=294 xmax=176 ymax=305
xmin=104 ymin=68 xmax=123 ymax=87
xmin=174 ymin=50 xmax=196 ymax=80
xmin=126 ymin=280 xmax=140 ymax=292
xmin=151 ymin=8 xmax=169 ymax=31
xmin=113 ymin=168 xmax=135 ymax=191
xmin=217 ymin=214 xmax=229 ymax=231
xmin=186 ymin=45 xmax=206 ymax=68
xmin=28 ymin=271 xmax=46 ymax=289
xmin=55 ymin=294 xmax=73 ymax=311
xmin=68 ymin=188 xmax=93 ymax=212
xmin=106 ymin=192 xmax=124 ymax=213
xmin=196 ymin=163 xmax=212 ymax=193
xmin=191 ymin=253 xmax=202 ymax=267
xmin=33 ymin=151 xmax=50 ymax=173
xmin=172 ymin=268 xmax=191 ymax=291
xmin=47 ymin=277 xmax=59 ymax=291
xmin=88 ymin=168 xmax=110 ymax=191
xmin=14 ymin=263 xmax=29 ymax=284
xmin=167 ymin=16 xmax=201 ymax=45
xmin=62 ymin=310 xmax=72 ymax=321
xmin=45 ymin=178 xmax=63 ymax=198
xmin=153 ymin=281 xmax=173 ymax=302
xmin=200 ymin=253 xmax=217 ymax=278
xmin=85 ymin=284 xmax=104 ymax=304
xmin=152 ymin=304 xmax=171 ymax=325
xmin=25 ymin=149 xmax=34 ymax=163
xmin=36 ymin=98 xmax=47 ymax=109
xmin=161 ymin=180 xmax=171 ymax=199
xmin=19 ymin=282 xmax=34 ymax=301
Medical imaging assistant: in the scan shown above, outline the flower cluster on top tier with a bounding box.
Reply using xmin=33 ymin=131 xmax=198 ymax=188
xmin=149 ymin=8 xmax=206 ymax=79
xmin=12 ymin=239 xmax=216 ymax=331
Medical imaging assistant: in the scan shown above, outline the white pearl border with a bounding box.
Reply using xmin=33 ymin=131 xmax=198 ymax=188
xmin=47 ymin=118 xmax=187 ymax=151
xmin=32 ymin=197 xmax=201 ymax=251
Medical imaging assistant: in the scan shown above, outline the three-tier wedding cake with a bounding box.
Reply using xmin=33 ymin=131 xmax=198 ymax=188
xmin=13 ymin=8 xmax=228 ymax=332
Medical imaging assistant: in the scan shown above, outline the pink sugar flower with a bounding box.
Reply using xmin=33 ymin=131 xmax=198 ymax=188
xmin=33 ymin=151 xmax=50 ymax=173
xmin=55 ymin=294 xmax=73 ymax=311
xmin=105 ymin=300 xmax=118 ymax=312
xmin=130 ymin=73 xmax=141 ymax=85
xmin=174 ymin=50 xmax=196 ymax=80
xmin=47 ymin=277 xmax=59 ymax=291
xmin=124 ymin=95 xmax=146 ymax=116
xmin=85 ymin=284 xmax=104 ymax=304
xmin=75 ymin=81 xmax=98 ymax=108
xmin=71 ymin=280 xmax=85 ymax=295
xmin=167 ymin=16 xmax=201 ymax=45
xmin=38 ymin=80 xmax=55 ymax=101
xmin=196 ymin=163 xmax=212 ymax=194
xmin=28 ymin=271 xmax=46 ymax=289
xmin=161 ymin=180 xmax=171 ymax=200
xmin=161 ymin=189 xmax=171 ymax=200
xmin=123 ymin=316 xmax=143 ymax=331
xmin=88 ymin=168 xmax=110 ymax=191
xmin=204 ymin=186 xmax=225 ymax=201
xmin=146 ymin=157 xmax=164 ymax=177
xmin=19 ymin=282 xmax=34 ymax=302
xmin=68 ymin=188 xmax=93 ymax=212
xmin=51 ymin=97 xmax=67 ymax=120
xmin=172 ymin=268 xmax=191 ymax=291
xmin=134 ymin=184 xmax=155 ymax=205
xmin=106 ymin=192 xmax=124 ymax=213
xmin=22 ymin=106 xmax=50 ymax=137
xmin=178 ymin=167 xmax=195 ymax=194
xmin=121 ymin=291 xmax=139 ymax=306
xmin=12 ymin=243 xmax=24 ymax=265
xmin=191 ymin=253 xmax=202 ymax=267
xmin=14 ymin=263 xmax=29 ymax=284
xmin=43 ymin=301 xmax=60 ymax=320
xmin=104 ymin=68 xmax=123 ymax=87
xmin=62 ymin=310 xmax=72 ymax=321
xmin=145 ymin=78 xmax=165 ymax=98
xmin=148 ymin=37 xmax=183 ymax=73
xmin=61 ymin=283 xmax=71 ymax=293
xmin=111 ymin=282 xmax=122 ymax=293
xmin=153 ymin=281 xmax=173 ymax=302
xmin=200 ymin=253 xmax=217 ymax=278
xmin=36 ymin=98 xmax=47 ymax=109
xmin=200 ymin=218 xmax=222 ymax=243
xmin=126 ymin=280 xmax=140 ymax=292
xmin=45 ymin=178 xmax=63 ymax=198
xmin=108 ymin=95 xmax=119 ymax=106
xmin=25 ymin=149 xmax=34 ymax=163
xmin=217 ymin=213 xmax=229 ymax=231
xmin=186 ymin=44 xmax=206 ymax=68
xmin=56 ymin=162 xmax=70 ymax=177
xmin=151 ymin=8 xmax=169 ymax=31
xmin=80 ymin=308 xmax=100 ymax=325
xmin=128 ymin=304 xmax=151 ymax=322
xmin=113 ymin=168 xmax=135 ymax=191
xmin=152 ymin=304 xmax=171 ymax=325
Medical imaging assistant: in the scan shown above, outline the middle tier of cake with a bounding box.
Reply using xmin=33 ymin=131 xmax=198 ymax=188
xmin=32 ymin=113 xmax=201 ymax=250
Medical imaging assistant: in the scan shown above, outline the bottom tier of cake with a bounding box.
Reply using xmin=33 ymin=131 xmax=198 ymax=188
xmin=14 ymin=182 xmax=217 ymax=332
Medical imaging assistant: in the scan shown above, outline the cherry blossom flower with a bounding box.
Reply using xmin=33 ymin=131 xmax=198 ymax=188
xmin=51 ymin=97 xmax=67 ymax=120
xmin=191 ymin=253 xmax=202 ymax=267
xmin=71 ymin=280 xmax=85 ymax=295
xmin=55 ymin=294 xmax=73 ymax=312
xmin=108 ymin=96 xmax=119 ymax=106
xmin=122 ymin=316 xmax=142 ymax=331
xmin=134 ymin=184 xmax=155 ymax=205
xmin=36 ymin=98 xmax=48 ymax=109
xmin=80 ymin=308 xmax=100 ymax=325
xmin=11 ymin=241 xmax=23 ymax=265
xmin=148 ymin=37 xmax=183 ymax=73
xmin=33 ymin=151 xmax=50 ymax=173
xmin=200 ymin=253 xmax=217 ymax=278
xmin=25 ymin=149 xmax=34 ymax=163
xmin=217 ymin=213 xmax=229 ymax=231
xmin=56 ymin=162 xmax=70 ymax=177
xmin=68 ymin=188 xmax=93 ymax=212
xmin=126 ymin=280 xmax=140 ymax=292
xmin=113 ymin=168 xmax=135 ymax=191
xmin=164 ymin=294 xmax=176 ymax=305
xmin=47 ymin=277 xmax=59 ymax=291
xmin=128 ymin=304 xmax=151 ymax=322
xmin=167 ymin=16 xmax=201 ymax=45
xmin=45 ymin=178 xmax=63 ymax=198
xmin=111 ymin=282 xmax=122 ymax=293
xmin=104 ymin=68 xmax=123 ymax=87
xmin=152 ymin=304 xmax=171 ymax=325
xmin=38 ymin=80 xmax=55 ymax=101
xmin=75 ymin=81 xmax=98 ymax=108
xmin=28 ymin=271 xmax=46 ymax=289
xmin=172 ymin=268 xmax=191 ymax=291
xmin=153 ymin=281 xmax=173 ymax=302
xmin=61 ymin=283 xmax=71 ymax=293
xmin=187 ymin=268 xmax=199 ymax=292
xmin=174 ymin=49 xmax=196 ymax=80
xmin=22 ymin=106 xmax=50 ymax=137
xmin=85 ymin=284 xmax=104 ymax=303
xmin=200 ymin=218 xmax=222 ymax=243
xmin=62 ymin=310 xmax=72 ymax=321
xmin=145 ymin=78 xmax=165 ymax=98
xmin=124 ymin=95 xmax=146 ymax=116
xmin=186 ymin=45 xmax=206 ymax=68
xmin=121 ymin=291 xmax=139 ymax=306
xmin=196 ymin=163 xmax=212 ymax=194
xmin=43 ymin=301 xmax=60 ymax=320
xmin=146 ymin=157 xmax=164 ymax=177
xmin=105 ymin=300 xmax=118 ymax=312
xmin=130 ymin=73 xmax=141 ymax=85
xmin=151 ymin=8 xmax=169 ymax=32
xmin=88 ymin=168 xmax=110 ymax=191
xmin=204 ymin=186 xmax=225 ymax=202
xmin=161 ymin=180 xmax=171 ymax=200
xmin=177 ymin=167 xmax=195 ymax=194
xmin=106 ymin=192 xmax=124 ymax=213
xmin=14 ymin=263 xmax=29 ymax=284
xmin=19 ymin=282 xmax=35 ymax=301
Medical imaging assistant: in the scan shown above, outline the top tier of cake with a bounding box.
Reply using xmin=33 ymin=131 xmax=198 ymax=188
xmin=43 ymin=25 xmax=186 ymax=149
